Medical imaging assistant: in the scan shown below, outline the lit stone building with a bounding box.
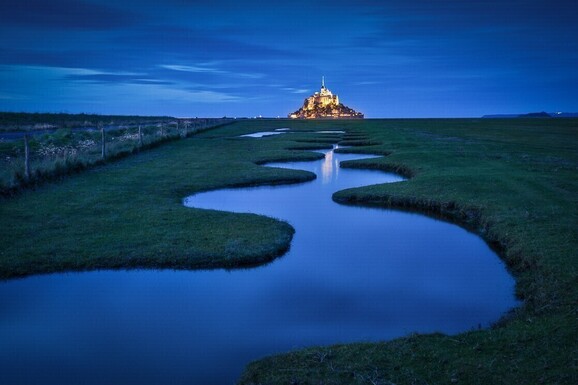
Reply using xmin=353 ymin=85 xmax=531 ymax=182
xmin=289 ymin=77 xmax=363 ymax=119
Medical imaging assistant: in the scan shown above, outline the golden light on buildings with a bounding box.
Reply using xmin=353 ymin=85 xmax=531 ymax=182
xmin=288 ymin=77 xmax=364 ymax=119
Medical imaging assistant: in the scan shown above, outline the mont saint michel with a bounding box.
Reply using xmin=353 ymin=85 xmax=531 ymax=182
xmin=288 ymin=78 xmax=364 ymax=119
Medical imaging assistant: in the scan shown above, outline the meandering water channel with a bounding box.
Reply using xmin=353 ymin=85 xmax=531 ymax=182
xmin=0 ymin=144 xmax=518 ymax=385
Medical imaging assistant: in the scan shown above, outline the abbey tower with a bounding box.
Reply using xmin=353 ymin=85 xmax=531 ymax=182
xmin=288 ymin=78 xmax=363 ymax=119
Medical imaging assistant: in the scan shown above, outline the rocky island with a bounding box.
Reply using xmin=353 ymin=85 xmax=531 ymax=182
xmin=288 ymin=78 xmax=364 ymax=119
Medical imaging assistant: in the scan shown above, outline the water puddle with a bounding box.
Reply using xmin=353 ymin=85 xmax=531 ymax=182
xmin=239 ymin=128 xmax=289 ymax=138
xmin=315 ymin=130 xmax=346 ymax=134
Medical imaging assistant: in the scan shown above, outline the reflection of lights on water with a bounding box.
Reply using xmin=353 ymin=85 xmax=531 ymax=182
xmin=321 ymin=148 xmax=339 ymax=184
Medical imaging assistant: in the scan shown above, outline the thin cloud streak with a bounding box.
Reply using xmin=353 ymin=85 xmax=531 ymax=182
xmin=0 ymin=0 xmax=576 ymax=117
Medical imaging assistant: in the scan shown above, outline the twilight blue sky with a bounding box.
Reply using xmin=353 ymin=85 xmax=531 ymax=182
xmin=0 ymin=0 xmax=576 ymax=118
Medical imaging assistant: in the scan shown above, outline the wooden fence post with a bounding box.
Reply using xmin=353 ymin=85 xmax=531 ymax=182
xmin=100 ymin=124 xmax=106 ymax=159
xmin=24 ymin=134 xmax=30 ymax=180
xmin=138 ymin=125 xmax=143 ymax=148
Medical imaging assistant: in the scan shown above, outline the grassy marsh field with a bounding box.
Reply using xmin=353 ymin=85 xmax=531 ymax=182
xmin=0 ymin=122 xmax=333 ymax=278
xmin=1 ymin=118 xmax=576 ymax=384
xmin=240 ymin=119 xmax=578 ymax=385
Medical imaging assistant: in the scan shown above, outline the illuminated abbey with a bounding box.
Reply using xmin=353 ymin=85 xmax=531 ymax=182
xmin=288 ymin=77 xmax=364 ymax=119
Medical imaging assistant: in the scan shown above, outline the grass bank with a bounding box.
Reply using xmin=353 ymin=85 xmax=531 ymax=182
xmin=0 ymin=121 xmax=332 ymax=278
xmin=239 ymin=118 xmax=577 ymax=385
xmin=1 ymin=118 xmax=576 ymax=383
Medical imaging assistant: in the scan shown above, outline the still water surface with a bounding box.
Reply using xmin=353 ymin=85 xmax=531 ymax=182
xmin=0 ymin=146 xmax=518 ymax=385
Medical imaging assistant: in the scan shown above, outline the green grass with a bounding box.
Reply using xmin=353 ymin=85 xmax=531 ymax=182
xmin=238 ymin=118 xmax=578 ymax=385
xmin=1 ymin=118 xmax=576 ymax=384
xmin=0 ymin=121 xmax=329 ymax=278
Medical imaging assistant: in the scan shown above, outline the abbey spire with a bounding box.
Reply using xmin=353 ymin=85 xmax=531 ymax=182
xmin=288 ymin=78 xmax=363 ymax=119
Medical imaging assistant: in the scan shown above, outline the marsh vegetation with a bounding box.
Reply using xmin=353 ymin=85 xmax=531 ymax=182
xmin=0 ymin=114 xmax=232 ymax=195
xmin=0 ymin=118 xmax=576 ymax=384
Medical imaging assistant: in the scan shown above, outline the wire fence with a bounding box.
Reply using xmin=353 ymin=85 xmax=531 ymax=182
xmin=0 ymin=118 xmax=233 ymax=194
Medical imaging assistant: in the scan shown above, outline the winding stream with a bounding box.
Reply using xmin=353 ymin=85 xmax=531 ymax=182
xmin=0 ymin=145 xmax=518 ymax=385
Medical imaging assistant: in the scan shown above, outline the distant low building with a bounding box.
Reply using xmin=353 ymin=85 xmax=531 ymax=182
xmin=289 ymin=77 xmax=364 ymax=119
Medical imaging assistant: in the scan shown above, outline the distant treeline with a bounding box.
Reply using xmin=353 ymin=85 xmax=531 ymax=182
xmin=0 ymin=112 xmax=176 ymax=131
xmin=482 ymin=111 xmax=578 ymax=118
